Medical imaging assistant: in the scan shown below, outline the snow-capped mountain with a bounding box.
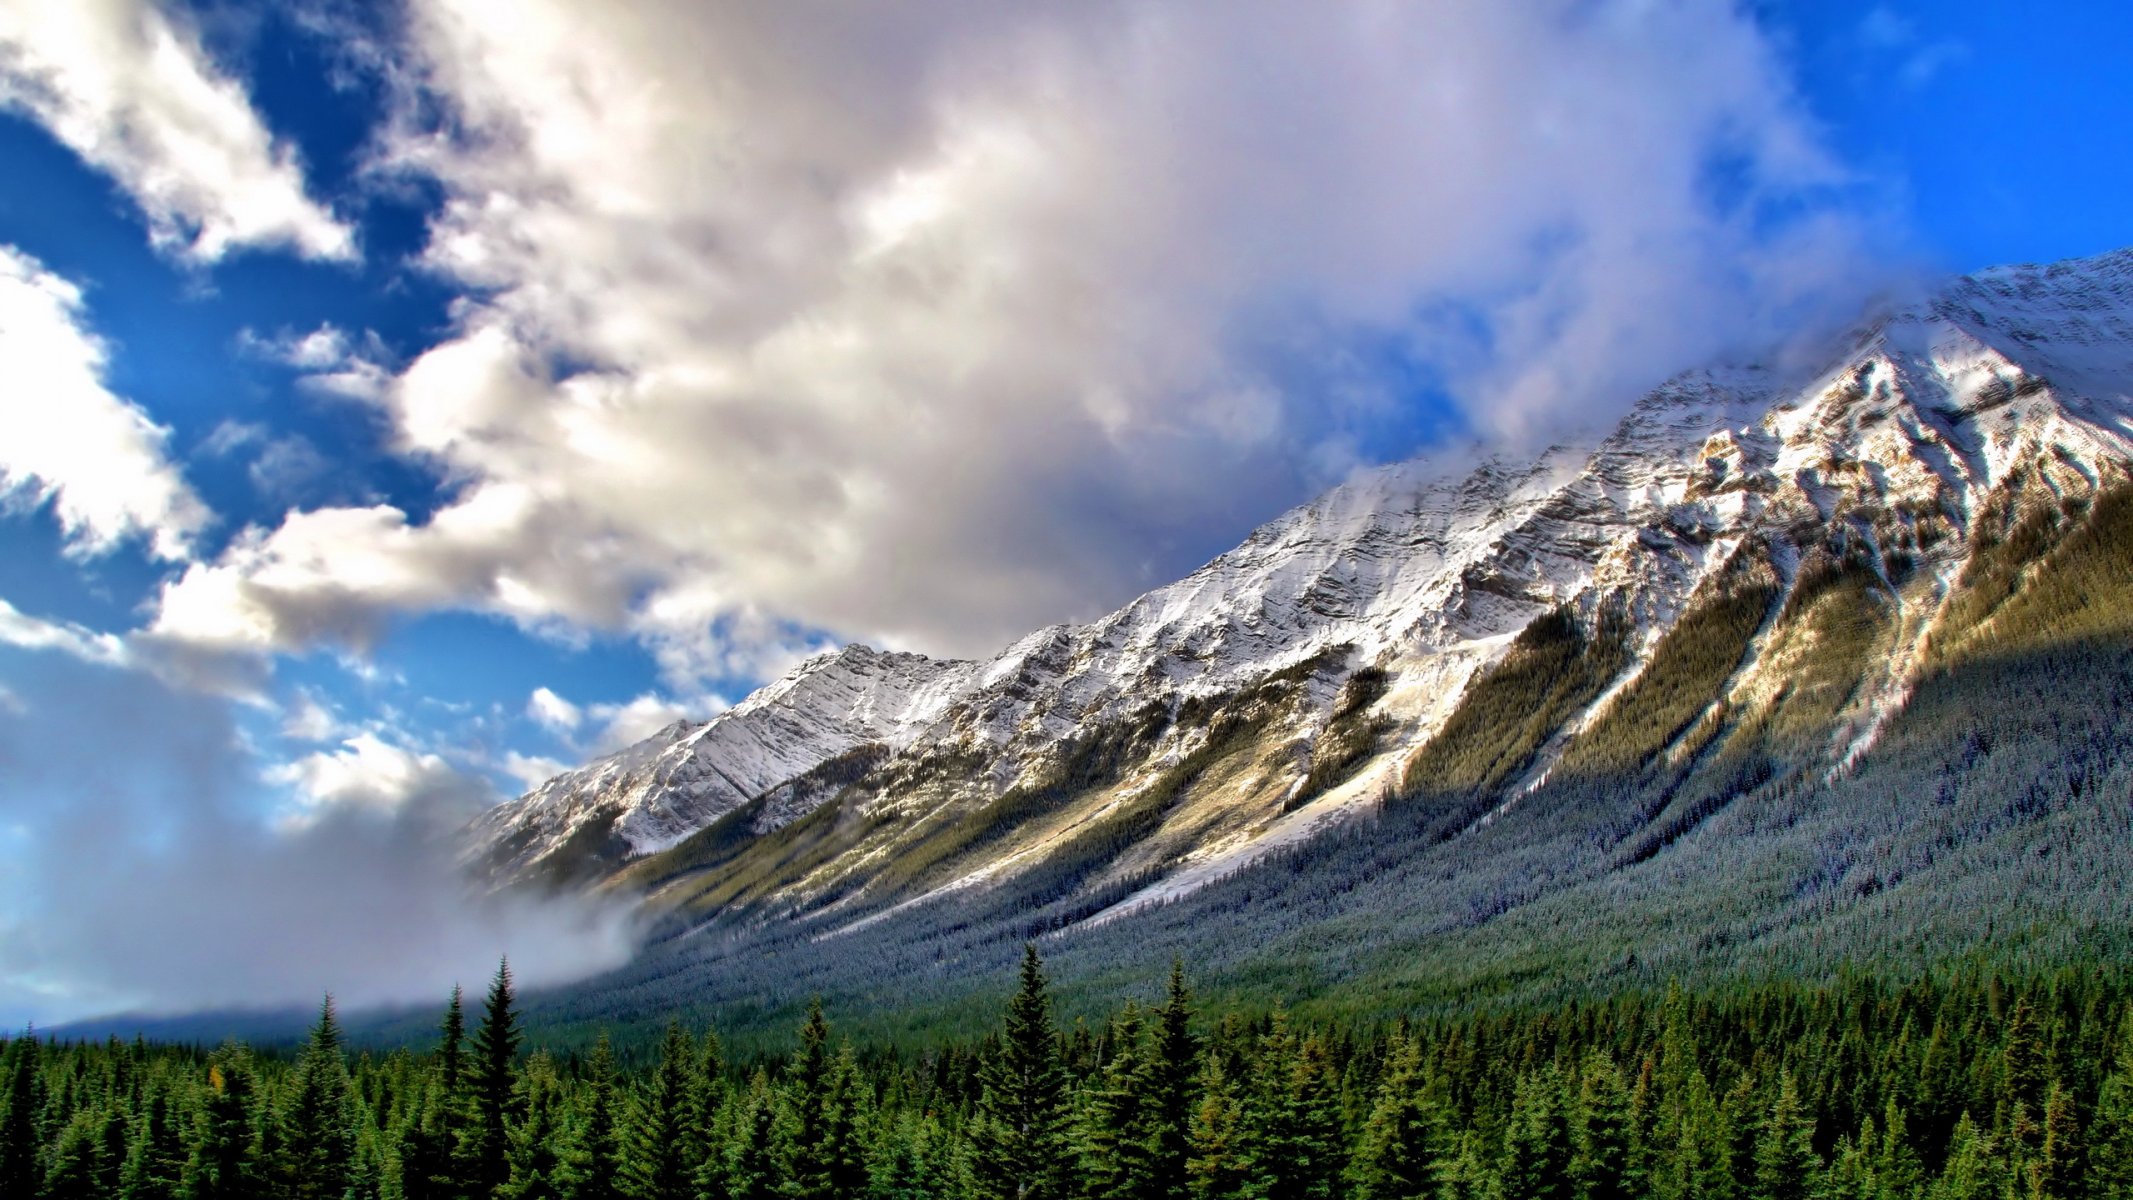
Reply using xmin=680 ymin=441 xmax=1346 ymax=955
xmin=473 ymin=247 xmax=2133 ymax=924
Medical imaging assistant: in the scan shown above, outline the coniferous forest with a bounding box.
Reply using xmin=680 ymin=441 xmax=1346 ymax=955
xmin=10 ymin=949 xmax=2133 ymax=1199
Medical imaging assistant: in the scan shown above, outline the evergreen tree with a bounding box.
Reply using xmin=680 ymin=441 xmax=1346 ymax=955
xmin=1237 ymin=1017 xmax=1343 ymax=1200
xmin=2029 ymin=1081 xmax=2082 ymax=1200
xmin=1502 ymin=1066 xmax=1574 ymax=1200
xmin=1080 ymin=1002 xmax=1159 ymax=1200
xmin=403 ymin=986 xmax=475 ymax=1200
xmin=43 ymin=1108 xmax=108 ymax=1200
xmin=1933 ymin=1112 xmax=2003 ymax=1200
xmin=783 ymin=999 xmax=841 ymax=1200
xmin=815 ymin=1045 xmax=869 ymax=1200
xmin=623 ymin=1023 xmax=702 ymax=1200
xmin=470 ymin=961 xmax=526 ymax=1200
xmin=181 ymin=1048 xmax=259 ymax=1200
xmin=1570 ymin=1052 xmax=1633 ymax=1200
xmin=1348 ymin=1032 xmax=1433 ymax=1200
xmin=1148 ymin=964 xmax=1199 ymax=1200
xmin=0 ymin=1031 xmax=45 ymax=1197
xmin=122 ymin=1086 xmax=186 ymax=1200
xmin=277 ymin=996 xmax=357 ymax=1200
xmin=970 ymin=945 xmax=1071 ymax=1200
xmin=1752 ymin=1071 xmax=1817 ymax=1200
xmin=868 ymin=1111 xmax=953 ymax=1200
xmin=569 ymin=1036 xmax=626 ymax=1200
xmin=502 ymin=1053 xmax=570 ymax=1200
xmin=1186 ymin=1056 xmax=1248 ymax=1200
xmin=723 ymin=1069 xmax=783 ymax=1200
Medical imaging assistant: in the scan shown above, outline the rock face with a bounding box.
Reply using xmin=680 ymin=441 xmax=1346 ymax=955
xmin=472 ymin=248 xmax=2133 ymax=917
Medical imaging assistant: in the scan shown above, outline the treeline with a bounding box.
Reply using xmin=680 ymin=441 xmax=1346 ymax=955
xmin=8 ymin=953 xmax=2133 ymax=1199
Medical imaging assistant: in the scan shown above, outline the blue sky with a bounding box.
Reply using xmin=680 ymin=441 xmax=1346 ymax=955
xmin=0 ymin=0 xmax=2126 ymax=1023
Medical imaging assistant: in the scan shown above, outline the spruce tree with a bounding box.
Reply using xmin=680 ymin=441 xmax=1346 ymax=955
xmin=181 ymin=1048 xmax=259 ymax=1200
xmin=0 ymin=1030 xmax=44 ymax=1197
xmin=1751 ymin=1072 xmax=1816 ymax=1200
xmin=723 ymin=1069 xmax=783 ymax=1200
xmin=1186 ymin=1055 xmax=1248 ymax=1200
xmin=1080 ymin=1002 xmax=1160 ymax=1200
xmin=1501 ymin=1066 xmax=1573 ymax=1200
xmin=1148 ymin=964 xmax=1199 ymax=1200
xmin=1570 ymin=1052 xmax=1632 ymax=1200
xmin=278 ymin=996 xmax=357 ymax=1200
xmin=2030 ymin=1082 xmax=2082 ymax=1200
xmin=816 ymin=1045 xmax=869 ymax=1200
xmin=470 ymin=960 xmax=525 ymax=1199
xmin=623 ymin=1023 xmax=703 ymax=1200
xmin=783 ymin=999 xmax=839 ymax=1200
xmin=570 ymin=1036 xmax=626 ymax=1200
xmin=1238 ymin=1017 xmax=1343 ymax=1200
xmin=122 ymin=1085 xmax=186 ymax=1200
xmin=1348 ymin=1033 xmax=1434 ymax=1200
xmin=970 ymin=945 xmax=1071 ymax=1200
xmin=2094 ymin=1026 xmax=2133 ymax=1199
xmin=501 ymin=1053 xmax=569 ymax=1200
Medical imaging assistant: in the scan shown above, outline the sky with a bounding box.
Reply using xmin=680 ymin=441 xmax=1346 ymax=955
xmin=0 ymin=0 xmax=2127 ymax=1026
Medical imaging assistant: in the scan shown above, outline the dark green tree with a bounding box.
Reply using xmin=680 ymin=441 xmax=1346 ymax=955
xmin=1501 ymin=1066 xmax=1573 ymax=1200
xmin=1570 ymin=1052 xmax=1633 ymax=1200
xmin=501 ymin=1053 xmax=570 ymax=1200
xmin=276 ymin=996 xmax=357 ymax=1200
xmin=180 ymin=1048 xmax=259 ymax=1200
xmin=623 ymin=1023 xmax=702 ymax=1200
xmin=470 ymin=961 xmax=525 ymax=1200
xmin=569 ymin=1035 xmax=626 ymax=1200
xmin=1148 ymin=964 xmax=1199 ymax=1200
xmin=1348 ymin=1033 xmax=1434 ymax=1200
xmin=0 ymin=1031 xmax=45 ymax=1197
xmin=1187 ymin=1056 xmax=1248 ymax=1200
xmin=1238 ymin=1017 xmax=1343 ymax=1200
xmin=1751 ymin=1072 xmax=1816 ymax=1200
xmin=970 ymin=945 xmax=1071 ymax=1200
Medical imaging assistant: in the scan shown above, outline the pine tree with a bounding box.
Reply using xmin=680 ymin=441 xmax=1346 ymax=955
xmin=623 ymin=1023 xmax=702 ymax=1200
xmin=2029 ymin=1082 xmax=2082 ymax=1200
xmin=501 ymin=1053 xmax=570 ymax=1200
xmin=868 ymin=1110 xmax=953 ymax=1200
xmin=1501 ymin=1066 xmax=1574 ymax=1200
xmin=1079 ymin=1002 xmax=1159 ymax=1200
xmin=1348 ymin=1032 xmax=1433 ymax=1200
xmin=970 ymin=945 xmax=1071 ymax=1200
xmin=1933 ymin=1112 xmax=2004 ymax=1200
xmin=181 ymin=1048 xmax=259 ymax=1200
xmin=1237 ymin=1017 xmax=1343 ymax=1200
xmin=816 ymin=1045 xmax=869 ymax=1200
xmin=1570 ymin=1052 xmax=1633 ymax=1200
xmin=1752 ymin=1071 xmax=1817 ymax=1200
xmin=569 ymin=1036 xmax=626 ymax=1200
xmin=121 ymin=1085 xmax=186 ymax=1200
xmin=403 ymin=986 xmax=475 ymax=1200
xmin=723 ymin=1069 xmax=783 ymax=1200
xmin=1186 ymin=1056 xmax=1248 ymax=1200
xmin=1149 ymin=964 xmax=1199 ymax=1200
xmin=277 ymin=996 xmax=357 ymax=1200
xmin=0 ymin=1030 xmax=44 ymax=1197
xmin=783 ymin=999 xmax=841 ymax=1200
xmin=470 ymin=961 xmax=526 ymax=1200
xmin=2003 ymin=999 xmax=2045 ymax=1120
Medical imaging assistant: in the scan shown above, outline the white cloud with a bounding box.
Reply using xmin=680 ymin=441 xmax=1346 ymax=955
xmin=0 ymin=596 xmax=130 ymax=667
xmin=587 ymin=691 xmax=723 ymax=754
xmin=0 ymin=0 xmax=354 ymax=262
xmin=499 ymin=750 xmax=569 ymax=790
xmin=266 ymin=730 xmax=493 ymax=824
xmin=150 ymin=1 xmax=1886 ymax=679
xmin=525 ymin=685 xmax=580 ymax=733
xmin=0 ymin=246 xmax=211 ymax=560
xmin=238 ymin=323 xmax=392 ymax=401
xmin=279 ymin=690 xmax=346 ymax=743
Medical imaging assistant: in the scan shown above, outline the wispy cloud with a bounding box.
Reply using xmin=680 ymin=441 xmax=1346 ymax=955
xmin=0 ymin=246 xmax=211 ymax=560
xmin=0 ymin=0 xmax=354 ymax=262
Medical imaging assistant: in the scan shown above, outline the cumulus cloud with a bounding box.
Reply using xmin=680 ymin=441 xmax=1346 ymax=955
xmin=525 ymin=686 xmax=580 ymax=733
xmin=0 ymin=655 xmax=637 ymax=1020
xmin=0 ymin=246 xmax=210 ymax=560
xmin=238 ymin=323 xmax=393 ymax=401
xmin=150 ymin=1 xmax=1887 ymax=676
xmin=0 ymin=0 xmax=354 ymax=262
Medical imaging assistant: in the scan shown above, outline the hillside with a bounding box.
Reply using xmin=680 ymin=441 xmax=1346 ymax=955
xmin=469 ymin=248 xmax=2133 ymax=1039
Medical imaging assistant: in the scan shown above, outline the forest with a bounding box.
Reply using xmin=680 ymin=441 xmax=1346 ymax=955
xmin=9 ymin=948 xmax=2133 ymax=1200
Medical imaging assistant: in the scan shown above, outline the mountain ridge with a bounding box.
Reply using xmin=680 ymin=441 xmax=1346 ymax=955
xmin=471 ymin=246 xmax=2133 ymax=951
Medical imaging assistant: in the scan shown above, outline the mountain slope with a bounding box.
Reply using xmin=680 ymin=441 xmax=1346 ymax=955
xmin=475 ymin=248 xmax=2133 ymax=1000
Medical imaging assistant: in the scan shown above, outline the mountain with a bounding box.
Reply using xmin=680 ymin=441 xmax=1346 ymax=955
xmin=474 ymin=248 xmax=2133 ymax=1033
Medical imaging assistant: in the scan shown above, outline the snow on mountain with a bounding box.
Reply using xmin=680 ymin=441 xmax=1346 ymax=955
xmin=473 ymin=247 xmax=2133 ymax=900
